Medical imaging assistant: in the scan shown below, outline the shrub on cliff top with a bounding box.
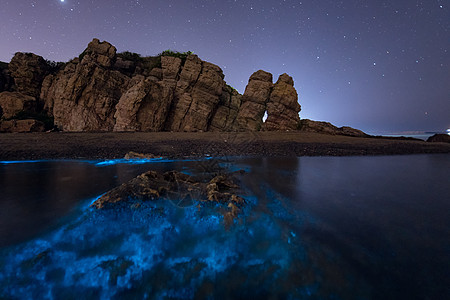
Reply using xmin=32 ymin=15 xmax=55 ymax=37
xmin=158 ymin=50 xmax=193 ymax=60
xmin=117 ymin=51 xmax=143 ymax=63
xmin=45 ymin=60 xmax=65 ymax=73
xmin=158 ymin=50 xmax=193 ymax=66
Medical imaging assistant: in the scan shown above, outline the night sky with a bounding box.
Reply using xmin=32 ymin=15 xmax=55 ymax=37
xmin=0 ymin=0 xmax=448 ymax=134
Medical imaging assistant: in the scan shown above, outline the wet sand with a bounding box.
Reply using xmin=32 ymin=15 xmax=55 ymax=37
xmin=0 ymin=131 xmax=449 ymax=160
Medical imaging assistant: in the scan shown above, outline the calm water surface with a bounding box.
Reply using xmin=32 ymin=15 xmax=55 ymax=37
xmin=0 ymin=155 xmax=449 ymax=299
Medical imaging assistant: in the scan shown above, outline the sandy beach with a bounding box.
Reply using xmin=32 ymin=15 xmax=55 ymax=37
xmin=0 ymin=131 xmax=449 ymax=160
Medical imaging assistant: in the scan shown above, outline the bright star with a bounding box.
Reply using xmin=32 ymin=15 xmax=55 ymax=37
xmin=61 ymin=0 xmax=65 ymax=2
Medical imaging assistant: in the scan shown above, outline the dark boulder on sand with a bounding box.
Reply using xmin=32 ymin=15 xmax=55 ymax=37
xmin=297 ymin=119 xmax=369 ymax=137
xmin=427 ymin=134 xmax=450 ymax=143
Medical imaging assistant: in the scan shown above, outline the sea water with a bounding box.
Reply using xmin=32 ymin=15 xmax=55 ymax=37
xmin=0 ymin=155 xmax=449 ymax=299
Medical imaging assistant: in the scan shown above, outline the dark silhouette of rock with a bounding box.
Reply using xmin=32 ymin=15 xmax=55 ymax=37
xmin=0 ymin=63 xmax=13 ymax=93
xmin=298 ymin=119 xmax=368 ymax=137
xmin=263 ymin=73 xmax=301 ymax=131
xmin=427 ymin=134 xmax=450 ymax=143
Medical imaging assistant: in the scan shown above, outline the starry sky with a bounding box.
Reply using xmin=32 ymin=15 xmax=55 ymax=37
xmin=0 ymin=0 xmax=449 ymax=133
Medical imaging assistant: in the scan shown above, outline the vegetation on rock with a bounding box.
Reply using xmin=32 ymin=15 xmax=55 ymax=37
xmin=45 ymin=60 xmax=65 ymax=73
xmin=117 ymin=51 xmax=143 ymax=63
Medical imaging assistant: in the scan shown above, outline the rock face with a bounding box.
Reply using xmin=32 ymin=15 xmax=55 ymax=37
xmin=209 ymin=85 xmax=242 ymax=131
xmin=168 ymin=59 xmax=225 ymax=132
xmin=113 ymin=75 xmax=168 ymax=131
xmin=427 ymin=134 xmax=450 ymax=143
xmin=43 ymin=39 xmax=130 ymax=131
xmin=263 ymin=74 xmax=301 ymax=131
xmin=298 ymin=119 xmax=368 ymax=137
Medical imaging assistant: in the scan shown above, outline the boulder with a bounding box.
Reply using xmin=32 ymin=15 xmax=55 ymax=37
xmin=0 ymin=91 xmax=37 ymax=119
xmin=427 ymin=134 xmax=450 ymax=143
xmin=0 ymin=119 xmax=45 ymax=133
xmin=234 ymin=70 xmax=273 ymax=131
xmin=263 ymin=73 xmax=301 ymax=131
xmin=80 ymin=38 xmax=117 ymax=68
xmin=8 ymin=52 xmax=49 ymax=98
xmin=298 ymin=119 xmax=368 ymax=137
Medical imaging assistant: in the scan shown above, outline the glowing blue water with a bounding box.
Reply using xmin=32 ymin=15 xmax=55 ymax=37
xmin=1 ymin=155 xmax=449 ymax=299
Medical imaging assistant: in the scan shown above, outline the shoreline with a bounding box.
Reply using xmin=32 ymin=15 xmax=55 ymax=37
xmin=0 ymin=132 xmax=449 ymax=160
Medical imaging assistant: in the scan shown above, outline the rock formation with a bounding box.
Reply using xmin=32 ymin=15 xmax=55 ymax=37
xmin=234 ymin=70 xmax=273 ymax=131
xmin=0 ymin=38 xmax=372 ymax=136
xmin=91 ymin=169 xmax=246 ymax=224
xmin=8 ymin=52 xmax=50 ymax=98
xmin=427 ymin=134 xmax=450 ymax=143
xmin=263 ymin=73 xmax=301 ymax=131
xmin=298 ymin=119 xmax=368 ymax=137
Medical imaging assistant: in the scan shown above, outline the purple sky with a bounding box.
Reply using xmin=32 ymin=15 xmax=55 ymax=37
xmin=0 ymin=0 xmax=448 ymax=133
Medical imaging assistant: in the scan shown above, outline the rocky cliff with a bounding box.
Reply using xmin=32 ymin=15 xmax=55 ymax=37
xmin=1 ymin=39 xmax=367 ymax=136
xmin=0 ymin=38 xmax=304 ymax=133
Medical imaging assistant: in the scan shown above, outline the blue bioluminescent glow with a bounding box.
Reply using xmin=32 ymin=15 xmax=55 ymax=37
xmin=1 ymin=155 xmax=449 ymax=298
xmin=0 ymin=156 xmax=220 ymax=167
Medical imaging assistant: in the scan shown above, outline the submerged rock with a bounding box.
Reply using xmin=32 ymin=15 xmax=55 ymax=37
xmin=91 ymin=169 xmax=246 ymax=221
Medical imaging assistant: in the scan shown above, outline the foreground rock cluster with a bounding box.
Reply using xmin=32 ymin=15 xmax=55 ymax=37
xmin=91 ymin=166 xmax=246 ymax=225
xmin=0 ymin=39 xmax=302 ymax=133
